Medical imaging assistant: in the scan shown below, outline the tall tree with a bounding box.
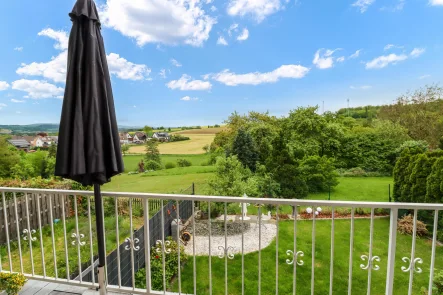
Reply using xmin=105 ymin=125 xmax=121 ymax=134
xmin=379 ymin=85 xmax=443 ymax=148
xmin=145 ymin=139 xmax=161 ymax=164
xmin=426 ymin=158 xmax=443 ymax=203
xmin=232 ymin=129 xmax=259 ymax=171
xmin=0 ymin=138 xmax=20 ymax=178
xmin=267 ymin=132 xmax=308 ymax=217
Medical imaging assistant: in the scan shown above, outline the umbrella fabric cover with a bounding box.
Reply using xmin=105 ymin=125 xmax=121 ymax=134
xmin=55 ymin=0 xmax=124 ymax=186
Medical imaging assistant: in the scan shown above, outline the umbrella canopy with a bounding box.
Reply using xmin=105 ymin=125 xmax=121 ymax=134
xmin=55 ymin=0 xmax=124 ymax=186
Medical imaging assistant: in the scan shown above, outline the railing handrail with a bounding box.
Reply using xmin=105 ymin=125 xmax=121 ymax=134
xmin=2 ymin=186 xmax=443 ymax=210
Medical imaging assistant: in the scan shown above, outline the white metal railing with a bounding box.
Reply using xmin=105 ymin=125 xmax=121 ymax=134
xmin=0 ymin=187 xmax=442 ymax=295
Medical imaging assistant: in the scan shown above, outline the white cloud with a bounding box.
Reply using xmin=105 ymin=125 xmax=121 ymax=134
xmin=410 ymin=48 xmax=425 ymax=58
xmin=180 ymin=96 xmax=199 ymax=101
xmin=237 ymin=28 xmax=249 ymax=41
xmin=11 ymin=79 xmax=64 ymax=99
xmin=11 ymin=99 xmax=25 ymax=103
xmin=18 ymin=48 xmax=150 ymax=82
xmin=210 ymin=64 xmax=309 ymax=86
xmin=337 ymin=56 xmax=345 ymax=62
xmin=419 ymin=74 xmax=431 ymax=79
xmin=170 ymin=58 xmax=182 ymax=67
xmin=38 ymin=29 xmax=69 ymax=51
xmin=101 ymin=0 xmax=216 ymax=47
xmin=313 ymin=48 xmax=340 ymax=69
xmin=228 ymin=23 xmax=239 ymax=36
xmin=381 ymin=0 xmax=405 ymax=11
xmin=107 ymin=53 xmax=151 ymax=80
xmin=159 ymin=69 xmax=167 ymax=79
xmin=365 ymin=53 xmax=408 ymax=69
xmin=0 ymin=81 xmax=10 ymax=91
xmin=227 ymin=0 xmax=287 ymax=22
xmin=384 ymin=44 xmax=403 ymax=50
xmin=0 ymin=103 xmax=6 ymax=110
xmin=206 ymin=0 xmax=213 ymax=3
xmin=17 ymin=51 xmax=68 ymax=83
xmin=217 ymin=36 xmax=228 ymax=46
xmin=349 ymin=49 xmax=361 ymax=59
xmin=14 ymin=47 xmax=23 ymax=52
xmin=429 ymin=0 xmax=443 ymax=5
xmin=167 ymin=74 xmax=212 ymax=90
xmin=210 ymin=5 xmax=217 ymax=11
xmin=350 ymin=85 xmax=372 ymax=90
xmin=16 ymin=111 xmax=22 ymax=114
xmin=352 ymin=0 xmax=375 ymax=13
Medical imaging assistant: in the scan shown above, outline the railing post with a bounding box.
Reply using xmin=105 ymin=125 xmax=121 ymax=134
xmin=385 ymin=208 xmax=398 ymax=295
xmin=143 ymin=199 xmax=152 ymax=292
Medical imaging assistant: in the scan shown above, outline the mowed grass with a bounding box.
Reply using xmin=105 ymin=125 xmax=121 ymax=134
xmin=103 ymin=172 xmax=213 ymax=195
xmin=122 ymin=154 xmax=210 ymax=172
xmin=173 ymin=218 xmax=443 ymax=295
xmin=308 ymin=177 xmax=394 ymax=202
xmin=128 ymin=134 xmax=215 ymax=155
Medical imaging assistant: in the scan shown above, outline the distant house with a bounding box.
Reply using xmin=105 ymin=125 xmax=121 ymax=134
xmin=8 ymin=139 xmax=31 ymax=151
xmin=152 ymin=132 xmax=170 ymax=142
xmin=119 ymin=132 xmax=133 ymax=144
xmin=133 ymin=132 xmax=147 ymax=143
xmin=33 ymin=136 xmax=56 ymax=148
xmin=49 ymin=136 xmax=59 ymax=145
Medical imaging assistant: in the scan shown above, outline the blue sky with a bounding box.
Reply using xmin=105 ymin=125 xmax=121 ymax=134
xmin=0 ymin=0 xmax=442 ymax=127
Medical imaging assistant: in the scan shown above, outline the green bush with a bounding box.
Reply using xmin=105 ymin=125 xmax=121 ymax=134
xmin=177 ymin=158 xmax=192 ymax=167
xmin=0 ymin=273 xmax=26 ymax=295
xmin=165 ymin=162 xmax=176 ymax=169
xmin=135 ymin=238 xmax=188 ymax=291
xmin=170 ymin=135 xmax=190 ymax=142
xmin=145 ymin=160 xmax=162 ymax=171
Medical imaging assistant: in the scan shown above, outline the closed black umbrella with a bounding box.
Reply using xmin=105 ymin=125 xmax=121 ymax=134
xmin=55 ymin=0 xmax=124 ymax=292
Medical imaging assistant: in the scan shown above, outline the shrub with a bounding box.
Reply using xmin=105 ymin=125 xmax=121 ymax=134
xmin=397 ymin=214 xmax=428 ymax=236
xmin=135 ymin=238 xmax=188 ymax=291
xmin=0 ymin=273 xmax=26 ymax=295
xmin=421 ymin=269 xmax=443 ymax=294
xmin=177 ymin=158 xmax=192 ymax=167
xmin=170 ymin=135 xmax=190 ymax=142
xmin=145 ymin=160 xmax=162 ymax=171
xmin=165 ymin=162 xmax=176 ymax=169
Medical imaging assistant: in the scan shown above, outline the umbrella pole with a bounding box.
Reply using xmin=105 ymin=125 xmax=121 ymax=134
xmin=94 ymin=184 xmax=107 ymax=295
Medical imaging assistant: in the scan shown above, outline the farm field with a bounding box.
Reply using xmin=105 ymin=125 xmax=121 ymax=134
xmin=127 ymin=127 xmax=224 ymax=155
xmin=128 ymin=134 xmax=215 ymax=155
xmin=173 ymin=218 xmax=442 ymax=295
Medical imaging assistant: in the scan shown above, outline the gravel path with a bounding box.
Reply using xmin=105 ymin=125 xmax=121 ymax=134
xmin=184 ymin=223 xmax=277 ymax=256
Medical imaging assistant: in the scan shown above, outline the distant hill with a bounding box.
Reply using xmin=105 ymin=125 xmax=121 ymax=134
xmin=0 ymin=124 xmax=143 ymax=134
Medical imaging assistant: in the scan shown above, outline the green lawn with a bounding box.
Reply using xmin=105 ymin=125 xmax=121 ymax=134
xmin=308 ymin=177 xmax=394 ymax=202
xmin=103 ymin=171 xmax=214 ymax=195
xmin=122 ymin=154 xmax=210 ymax=172
xmin=173 ymin=218 xmax=442 ymax=295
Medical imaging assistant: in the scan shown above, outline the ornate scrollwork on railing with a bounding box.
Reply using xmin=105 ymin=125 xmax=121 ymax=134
xmin=155 ymin=240 xmax=172 ymax=254
xmin=22 ymin=229 xmax=37 ymax=242
xmin=71 ymin=233 xmax=86 ymax=246
xmin=218 ymin=246 xmax=235 ymax=259
xmin=124 ymin=238 xmax=140 ymax=251
xmin=360 ymin=255 xmax=380 ymax=270
xmin=401 ymin=257 xmax=423 ymax=273
xmin=286 ymin=250 xmax=304 ymax=266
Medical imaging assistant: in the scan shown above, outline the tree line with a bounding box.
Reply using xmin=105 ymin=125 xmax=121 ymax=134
xmin=206 ymin=85 xmax=443 ymax=209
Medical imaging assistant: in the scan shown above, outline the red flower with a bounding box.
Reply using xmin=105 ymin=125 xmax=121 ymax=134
xmin=155 ymin=255 xmax=159 ymax=259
